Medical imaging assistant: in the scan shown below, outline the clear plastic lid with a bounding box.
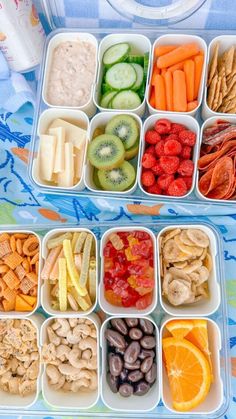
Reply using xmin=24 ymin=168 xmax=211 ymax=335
xmin=106 ymin=0 xmax=207 ymax=26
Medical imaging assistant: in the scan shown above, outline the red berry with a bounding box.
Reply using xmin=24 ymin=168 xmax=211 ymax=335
xmin=157 ymin=174 xmax=174 ymax=190
xmin=141 ymin=170 xmax=155 ymax=187
xmin=177 ymin=159 xmax=194 ymax=176
xmin=179 ymin=129 xmax=196 ymax=146
xmin=181 ymin=145 xmax=192 ymax=160
xmin=170 ymin=123 xmax=186 ymax=134
xmin=152 ymin=163 xmax=164 ymax=176
xmin=145 ymin=130 xmax=161 ymax=144
xmin=159 ymin=156 xmax=180 ymax=174
xmin=142 ymin=153 xmax=157 ymax=169
xmin=167 ymin=178 xmax=188 ymax=196
xmin=154 ymin=118 xmax=171 ymax=134
xmin=147 ymin=183 xmax=162 ymax=195
xmin=179 ymin=176 xmax=193 ymax=189
xmin=145 ymin=145 xmax=155 ymax=155
xmin=155 ymin=140 xmax=165 ymax=157
xmin=164 ymin=139 xmax=182 ymax=156
xmin=165 ymin=133 xmax=179 ymax=142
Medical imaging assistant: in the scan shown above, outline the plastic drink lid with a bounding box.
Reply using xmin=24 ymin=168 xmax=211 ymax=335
xmin=106 ymin=0 xmax=207 ymax=25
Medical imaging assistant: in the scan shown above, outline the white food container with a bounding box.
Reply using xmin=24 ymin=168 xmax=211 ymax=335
xmin=31 ymin=108 xmax=89 ymax=192
xmin=161 ymin=317 xmax=224 ymax=415
xmin=147 ymin=34 xmax=207 ymax=117
xmin=196 ymin=115 xmax=236 ymax=204
xmin=84 ymin=111 xmax=142 ymax=195
xmin=40 ymin=314 xmax=100 ymax=410
xmin=101 ymin=316 xmax=160 ymax=412
xmin=202 ymin=35 xmax=236 ymax=120
xmin=0 ymin=315 xmax=43 ymax=409
xmin=94 ymin=34 xmax=151 ymax=117
xmin=41 ymin=228 xmax=98 ymax=317
xmin=99 ymin=226 xmax=157 ymax=316
xmin=42 ymin=32 xmax=98 ymax=117
xmin=0 ymin=230 xmax=41 ymax=318
xmin=138 ymin=114 xmax=200 ymax=199
xmin=157 ymin=224 xmax=221 ymax=317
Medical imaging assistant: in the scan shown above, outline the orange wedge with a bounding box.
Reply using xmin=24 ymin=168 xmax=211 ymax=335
xmin=186 ymin=319 xmax=213 ymax=378
xmin=166 ymin=319 xmax=194 ymax=339
xmin=163 ymin=337 xmax=211 ymax=411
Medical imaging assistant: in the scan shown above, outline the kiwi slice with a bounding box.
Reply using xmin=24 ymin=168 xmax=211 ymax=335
xmin=124 ymin=140 xmax=139 ymax=160
xmin=93 ymin=168 xmax=102 ymax=189
xmin=97 ymin=161 xmax=136 ymax=191
xmin=105 ymin=114 xmax=139 ymax=150
xmin=88 ymin=134 xmax=125 ymax=170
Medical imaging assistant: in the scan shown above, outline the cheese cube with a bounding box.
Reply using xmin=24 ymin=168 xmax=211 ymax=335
xmin=39 ymin=134 xmax=56 ymax=181
xmin=57 ymin=142 xmax=74 ymax=187
xmin=49 ymin=118 xmax=86 ymax=150
xmin=48 ymin=126 xmax=66 ymax=173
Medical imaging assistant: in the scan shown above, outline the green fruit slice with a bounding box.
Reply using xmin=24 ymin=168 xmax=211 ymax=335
xmin=97 ymin=161 xmax=136 ymax=192
xmin=124 ymin=141 xmax=139 ymax=160
xmin=93 ymin=168 xmax=102 ymax=189
xmin=105 ymin=114 xmax=139 ymax=150
xmin=88 ymin=134 xmax=125 ymax=170
xmin=105 ymin=63 xmax=137 ymax=90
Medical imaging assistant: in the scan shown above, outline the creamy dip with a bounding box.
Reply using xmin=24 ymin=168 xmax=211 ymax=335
xmin=46 ymin=40 xmax=96 ymax=107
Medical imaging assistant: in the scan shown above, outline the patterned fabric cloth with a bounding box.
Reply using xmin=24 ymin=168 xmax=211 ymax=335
xmin=0 ymin=0 xmax=236 ymax=418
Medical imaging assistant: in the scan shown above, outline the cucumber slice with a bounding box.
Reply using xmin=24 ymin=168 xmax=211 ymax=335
xmin=103 ymin=43 xmax=130 ymax=67
xmin=127 ymin=55 xmax=144 ymax=66
xmin=111 ymin=90 xmax=142 ymax=110
xmin=144 ymin=52 xmax=149 ymax=81
xmin=105 ymin=63 xmax=137 ymax=90
xmin=100 ymin=91 xmax=117 ymax=108
xmin=131 ymin=63 xmax=144 ymax=91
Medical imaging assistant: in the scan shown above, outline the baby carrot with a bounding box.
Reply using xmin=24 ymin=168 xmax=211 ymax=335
xmin=151 ymin=65 xmax=160 ymax=86
xmin=149 ymin=88 xmax=156 ymax=108
xmin=173 ymin=70 xmax=187 ymax=112
xmin=168 ymin=61 xmax=185 ymax=73
xmin=154 ymin=74 xmax=166 ymax=111
xmin=155 ymin=45 xmax=177 ymax=58
xmin=184 ymin=59 xmax=195 ymax=102
xmin=161 ymin=68 xmax=167 ymax=76
xmin=164 ymin=71 xmax=173 ymax=111
xmin=194 ymin=54 xmax=204 ymax=99
xmin=187 ymin=100 xmax=198 ymax=111
xmin=157 ymin=42 xmax=200 ymax=69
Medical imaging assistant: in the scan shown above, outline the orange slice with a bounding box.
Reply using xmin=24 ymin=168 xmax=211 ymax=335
xmin=186 ymin=319 xmax=213 ymax=378
xmin=166 ymin=319 xmax=194 ymax=339
xmin=163 ymin=337 xmax=211 ymax=411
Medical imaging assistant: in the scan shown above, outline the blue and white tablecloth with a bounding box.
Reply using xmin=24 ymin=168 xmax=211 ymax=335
xmin=0 ymin=1 xmax=236 ymax=418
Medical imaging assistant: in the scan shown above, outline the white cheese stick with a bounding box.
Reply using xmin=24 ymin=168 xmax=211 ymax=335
xmin=57 ymin=142 xmax=74 ymax=187
xmin=39 ymin=134 xmax=56 ymax=181
xmin=48 ymin=126 xmax=65 ymax=173
xmin=74 ymin=142 xmax=86 ymax=179
xmin=50 ymin=118 xmax=87 ymax=150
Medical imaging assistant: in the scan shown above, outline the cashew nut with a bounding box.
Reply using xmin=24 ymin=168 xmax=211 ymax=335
xmin=46 ymin=365 xmax=61 ymax=385
xmin=67 ymin=330 xmax=81 ymax=345
xmin=82 ymin=349 xmax=92 ymax=360
xmin=58 ymin=363 xmax=80 ymax=379
xmin=47 ymin=326 xmax=61 ymax=346
xmin=71 ymin=378 xmax=90 ymax=392
xmin=51 ymin=374 xmax=65 ymax=390
xmin=54 ymin=319 xmax=70 ymax=337
xmin=68 ymin=349 xmax=88 ymax=369
xmin=69 ymin=318 xmax=78 ymax=328
xmin=56 ymin=344 xmax=71 ymax=361
xmin=79 ymin=337 xmax=97 ymax=355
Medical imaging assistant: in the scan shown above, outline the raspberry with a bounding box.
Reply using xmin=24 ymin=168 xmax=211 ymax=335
xmin=177 ymin=159 xmax=194 ymax=176
xmin=179 ymin=129 xmax=196 ymax=146
xmin=179 ymin=176 xmax=193 ymax=189
xmin=159 ymin=156 xmax=180 ymax=175
xmin=145 ymin=130 xmax=161 ymax=144
xmin=181 ymin=145 xmax=192 ymax=160
xmin=142 ymin=153 xmax=157 ymax=169
xmin=157 ymin=174 xmax=174 ymax=190
xmin=141 ymin=170 xmax=155 ymax=187
xmin=147 ymin=183 xmax=162 ymax=195
xmin=155 ymin=140 xmax=165 ymax=157
xmin=167 ymin=178 xmax=188 ymax=196
xmin=154 ymin=118 xmax=171 ymax=134
xmin=152 ymin=163 xmax=164 ymax=176
xmin=165 ymin=134 xmax=179 ymax=142
xmin=145 ymin=145 xmax=155 ymax=155
xmin=164 ymin=139 xmax=182 ymax=156
xmin=170 ymin=123 xmax=186 ymax=134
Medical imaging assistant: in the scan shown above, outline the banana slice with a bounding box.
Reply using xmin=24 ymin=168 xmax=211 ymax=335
xmin=195 ymin=283 xmax=208 ymax=298
xmin=186 ymin=228 xmax=210 ymax=248
xmin=163 ymin=228 xmax=181 ymax=244
xmin=168 ymin=267 xmax=191 ymax=282
xmin=174 ymin=234 xmax=203 ymax=257
xmin=177 ymin=251 xmax=192 ymax=262
xmin=203 ymin=253 xmax=213 ymax=272
xmin=179 ymin=230 xmax=196 ymax=246
xmin=173 ymin=261 xmax=188 ymax=268
xmin=182 ymin=259 xmax=202 ymax=274
xmin=163 ymin=239 xmax=181 ymax=262
xmin=162 ymin=272 xmax=173 ymax=296
xmin=200 ymin=247 xmax=208 ymax=260
xmin=198 ymin=266 xmax=210 ymax=283
xmin=167 ymin=279 xmax=193 ymax=306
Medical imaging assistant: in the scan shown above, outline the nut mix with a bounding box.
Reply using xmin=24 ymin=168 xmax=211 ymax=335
xmin=159 ymin=228 xmax=212 ymax=306
xmin=41 ymin=231 xmax=96 ymax=312
xmin=105 ymin=318 xmax=157 ymax=397
xmin=41 ymin=318 xmax=98 ymax=393
xmin=0 ymin=232 xmax=39 ymax=312
xmin=0 ymin=319 xmax=39 ymax=397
